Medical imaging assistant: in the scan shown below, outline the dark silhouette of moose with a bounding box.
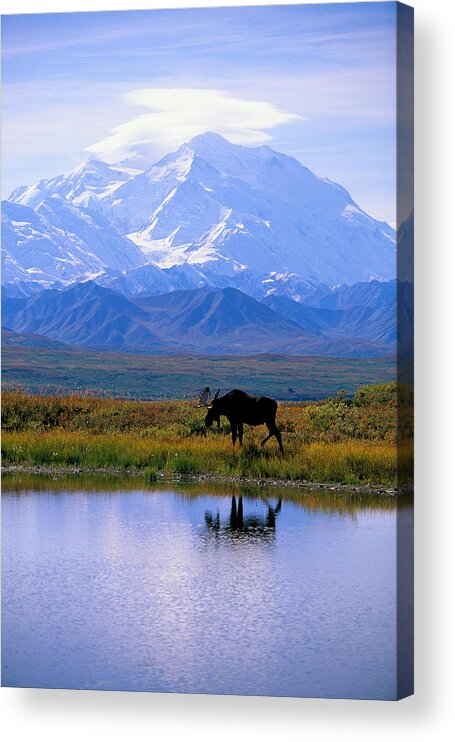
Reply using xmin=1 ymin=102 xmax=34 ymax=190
xmin=199 ymin=388 xmax=284 ymax=453
xmin=204 ymin=496 xmax=282 ymax=541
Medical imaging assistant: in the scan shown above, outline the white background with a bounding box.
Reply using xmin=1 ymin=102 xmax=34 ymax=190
xmin=1 ymin=1 xmax=454 ymax=740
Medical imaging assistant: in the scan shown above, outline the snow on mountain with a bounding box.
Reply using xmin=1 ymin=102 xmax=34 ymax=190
xmin=1 ymin=197 xmax=144 ymax=284
xmin=299 ymin=278 xmax=398 ymax=310
xmin=122 ymin=133 xmax=397 ymax=285
xmin=4 ymin=132 xmax=396 ymax=292
xmin=9 ymin=159 xmax=145 ymax=213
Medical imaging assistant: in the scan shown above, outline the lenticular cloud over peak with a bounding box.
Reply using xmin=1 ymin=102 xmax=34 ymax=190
xmin=85 ymin=87 xmax=301 ymax=164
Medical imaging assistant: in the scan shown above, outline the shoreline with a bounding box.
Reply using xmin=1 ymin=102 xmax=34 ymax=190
xmin=1 ymin=464 xmax=404 ymax=496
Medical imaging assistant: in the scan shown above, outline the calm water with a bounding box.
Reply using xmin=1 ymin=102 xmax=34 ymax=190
xmin=2 ymin=476 xmax=404 ymax=699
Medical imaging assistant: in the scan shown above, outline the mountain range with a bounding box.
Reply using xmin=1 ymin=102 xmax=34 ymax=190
xmin=2 ymin=280 xmax=398 ymax=357
xmin=1 ymin=132 xmax=407 ymax=360
xmin=2 ymin=132 xmax=396 ymax=298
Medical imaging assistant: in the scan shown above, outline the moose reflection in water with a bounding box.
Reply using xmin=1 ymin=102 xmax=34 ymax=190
xmin=204 ymin=496 xmax=282 ymax=541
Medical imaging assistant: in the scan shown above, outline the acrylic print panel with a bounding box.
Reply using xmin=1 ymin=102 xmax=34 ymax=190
xmin=1 ymin=2 xmax=414 ymax=699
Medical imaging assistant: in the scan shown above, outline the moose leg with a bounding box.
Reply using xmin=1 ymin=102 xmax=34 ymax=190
xmin=261 ymin=431 xmax=273 ymax=446
xmin=275 ymin=428 xmax=284 ymax=454
xmin=261 ymin=421 xmax=274 ymax=446
xmin=238 ymin=422 xmax=244 ymax=446
xmin=262 ymin=423 xmax=284 ymax=454
xmin=231 ymin=424 xmax=237 ymax=446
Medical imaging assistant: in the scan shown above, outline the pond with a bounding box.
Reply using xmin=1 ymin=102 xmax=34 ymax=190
xmin=1 ymin=474 xmax=407 ymax=699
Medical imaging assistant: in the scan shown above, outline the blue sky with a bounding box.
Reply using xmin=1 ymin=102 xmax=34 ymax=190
xmin=2 ymin=3 xmax=399 ymax=223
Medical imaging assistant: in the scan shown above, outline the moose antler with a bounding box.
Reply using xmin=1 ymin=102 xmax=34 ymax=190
xmin=197 ymin=386 xmax=211 ymax=408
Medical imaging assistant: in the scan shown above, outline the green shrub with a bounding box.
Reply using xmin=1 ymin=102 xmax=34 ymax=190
xmin=144 ymin=467 xmax=158 ymax=484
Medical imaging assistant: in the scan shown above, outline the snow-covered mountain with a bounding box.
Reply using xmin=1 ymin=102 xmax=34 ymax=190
xmin=1 ymin=197 xmax=145 ymax=285
xmin=3 ymin=132 xmax=396 ymax=295
xmin=9 ymin=159 xmax=145 ymax=212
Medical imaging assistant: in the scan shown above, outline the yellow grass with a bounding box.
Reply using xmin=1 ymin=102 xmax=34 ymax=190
xmin=1 ymin=385 xmax=413 ymax=486
xmin=2 ymin=430 xmax=409 ymax=486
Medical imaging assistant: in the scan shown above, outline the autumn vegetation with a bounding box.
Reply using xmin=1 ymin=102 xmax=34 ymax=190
xmin=1 ymin=383 xmax=413 ymax=487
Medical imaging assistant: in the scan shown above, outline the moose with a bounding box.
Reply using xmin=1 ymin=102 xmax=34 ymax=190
xmin=198 ymin=387 xmax=284 ymax=453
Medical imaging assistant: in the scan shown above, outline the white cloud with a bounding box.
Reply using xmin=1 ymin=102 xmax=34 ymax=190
xmin=85 ymin=87 xmax=300 ymax=162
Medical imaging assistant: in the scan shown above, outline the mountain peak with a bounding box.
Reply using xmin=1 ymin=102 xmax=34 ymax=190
xmin=70 ymin=158 xmax=142 ymax=179
xmin=186 ymin=131 xmax=234 ymax=152
xmin=72 ymin=159 xmax=109 ymax=174
xmin=177 ymin=130 xmax=305 ymax=184
xmin=185 ymin=131 xmax=267 ymax=161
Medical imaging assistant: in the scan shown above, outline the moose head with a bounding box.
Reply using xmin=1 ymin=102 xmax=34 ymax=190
xmin=197 ymin=387 xmax=221 ymax=428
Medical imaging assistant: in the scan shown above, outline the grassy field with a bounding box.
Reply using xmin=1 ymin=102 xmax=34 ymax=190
xmin=1 ymin=345 xmax=400 ymax=400
xmin=1 ymin=383 xmax=413 ymax=487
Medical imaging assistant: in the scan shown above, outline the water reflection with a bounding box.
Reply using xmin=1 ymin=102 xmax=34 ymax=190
xmin=1 ymin=471 xmax=409 ymax=512
xmin=2 ymin=473 xmax=409 ymax=698
xmin=204 ymin=495 xmax=282 ymax=542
